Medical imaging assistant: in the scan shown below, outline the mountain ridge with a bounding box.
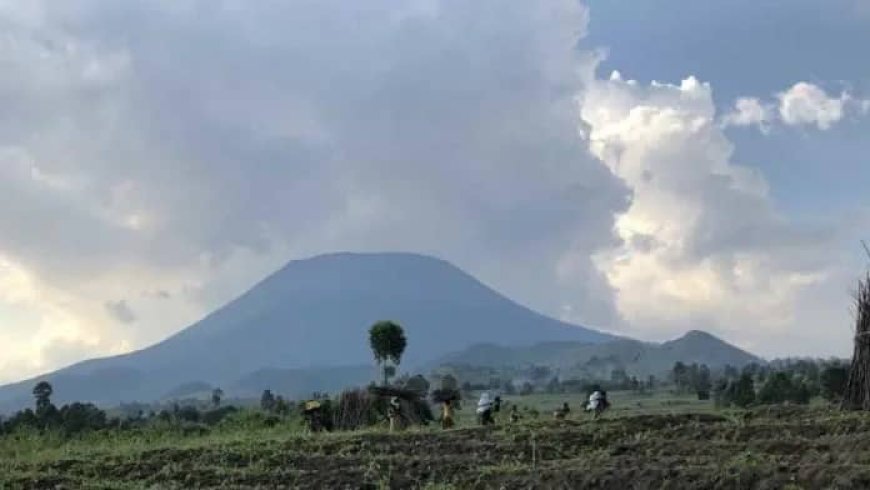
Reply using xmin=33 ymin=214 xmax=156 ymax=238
xmin=431 ymin=329 xmax=763 ymax=380
xmin=0 ymin=252 xmax=616 ymax=411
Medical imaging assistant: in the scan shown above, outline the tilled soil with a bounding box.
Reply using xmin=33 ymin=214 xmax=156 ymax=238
xmin=6 ymin=409 xmax=870 ymax=489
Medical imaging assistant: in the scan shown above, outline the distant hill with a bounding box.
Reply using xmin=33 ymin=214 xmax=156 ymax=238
xmin=0 ymin=252 xmax=614 ymax=411
xmin=432 ymin=330 xmax=763 ymax=380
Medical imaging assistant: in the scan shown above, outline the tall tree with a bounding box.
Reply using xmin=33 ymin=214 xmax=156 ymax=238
xmin=369 ymin=321 xmax=407 ymax=385
xmin=758 ymin=372 xmax=794 ymax=404
xmin=671 ymin=362 xmax=688 ymax=393
xmin=211 ymin=388 xmax=224 ymax=408
xmin=32 ymin=381 xmax=53 ymax=414
xmin=732 ymin=373 xmax=756 ymax=408
xmin=260 ymin=389 xmax=276 ymax=412
xmin=696 ymin=364 xmax=712 ymax=400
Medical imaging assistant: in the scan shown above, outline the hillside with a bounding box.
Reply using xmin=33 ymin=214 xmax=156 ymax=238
xmin=432 ymin=330 xmax=762 ymax=380
xmin=0 ymin=252 xmax=613 ymax=411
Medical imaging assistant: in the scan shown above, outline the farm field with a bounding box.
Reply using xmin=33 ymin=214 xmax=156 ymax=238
xmin=3 ymin=393 xmax=870 ymax=489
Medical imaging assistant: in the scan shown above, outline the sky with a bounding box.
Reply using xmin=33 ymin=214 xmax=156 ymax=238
xmin=0 ymin=0 xmax=868 ymax=383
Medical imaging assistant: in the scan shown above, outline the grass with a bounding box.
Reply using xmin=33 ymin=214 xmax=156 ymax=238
xmin=3 ymin=392 xmax=869 ymax=489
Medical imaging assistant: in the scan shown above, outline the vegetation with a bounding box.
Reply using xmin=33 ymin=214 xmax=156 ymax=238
xmin=369 ymin=320 xmax=407 ymax=385
xmin=821 ymin=364 xmax=849 ymax=402
xmin=211 ymin=388 xmax=224 ymax=408
xmin=5 ymin=395 xmax=870 ymax=488
xmin=0 ymin=321 xmax=861 ymax=488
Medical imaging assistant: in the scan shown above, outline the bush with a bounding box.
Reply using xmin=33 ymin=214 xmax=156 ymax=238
xmin=201 ymin=406 xmax=239 ymax=426
xmin=820 ymin=365 xmax=848 ymax=402
xmin=758 ymin=373 xmax=812 ymax=405
xmin=59 ymin=403 xmax=108 ymax=434
xmin=719 ymin=374 xmax=756 ymax=408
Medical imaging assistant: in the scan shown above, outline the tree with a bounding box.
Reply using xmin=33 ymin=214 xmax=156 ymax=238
xmin=820 ymin=365 xmax=848 ymax=402
xmin=696 ymin=365 xmax=712 ymax=400
xmin=32 ymin=381 xmax=53 ymax=414
xmin=211 ymin=388 xmax=224 ymax=408
xmin=274 ymin=396 xmax=290 ymax=416
xmin=546 ymin=377 xmax=561 ymax=394
xmin=529 ymin=365 xmax=552 ymax=383
xmin=758 ymin=372 xmax=794 ymax=404
xmin=60 ymin=403 xmax=107 ymax=434
xmin=713 ymin=378 xmax=730 ymax=407
xmin=260 ymin=389 xmax=276 ymax=412
xmin=723 ymin=365 xmax=739 ymax=380
xmin=369 ymin=321 xmax=407 ymax=385
xmin=671 ymin=362 xmax=688 ymax=393
xmin=791 ymin=378 xmax=812 ymax=405
xmin=519 ymin=382 xmax=534 ymax=396
xmin=758 ymin=372 xmax=813 ymax=405
xmin=610 ymin=368 xmax=629 ymax=389
xmin=732 ymin=373 xmax=756 ymax=408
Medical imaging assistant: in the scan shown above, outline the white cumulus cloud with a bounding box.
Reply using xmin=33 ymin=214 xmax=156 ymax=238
xmin=721 ymin=97 xmax=773 ymax=131
xmin=777 ymin=82 xmax=849 ymax=130
xmin=578 ymin=71 xmax=843 ymax=353
xmin=723 ymin=82 xmax=868 ymax=132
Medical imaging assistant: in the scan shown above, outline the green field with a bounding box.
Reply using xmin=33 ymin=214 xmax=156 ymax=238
xmin=4 ymin=391 xmax=870 ymax=489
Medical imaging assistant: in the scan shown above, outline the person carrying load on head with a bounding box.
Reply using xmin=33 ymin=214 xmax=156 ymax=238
xmin=477 ymin=392 xmax=495 ymax=426
xmin=441 ymin=398 xmax=455 ymax=429
xmin=303 ymin=400 xmax=324 ymax=433
xmin=432 ymin=388 xmax=460 ymax=430
xmin=509 ymin=404 xmax=521 ymax=424
xmin=586 ymin=389 xmax=609 ymax=419
xmin=387 ymin=396 xmax=402 ymax=432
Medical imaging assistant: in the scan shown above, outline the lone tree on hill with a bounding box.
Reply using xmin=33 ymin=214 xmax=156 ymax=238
xmin=212 ymin=388 xmax=224 ymax=408
xmin=369 ymin=320 xmax=407 ymax=385
xmin=33 ymin=381 xmax=53 ymax=413
xmin=843 ymin=246 xmax=870 ymax=410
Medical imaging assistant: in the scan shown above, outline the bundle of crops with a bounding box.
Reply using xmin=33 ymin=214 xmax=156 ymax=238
xmin=367 ymin=385 xmax=420 ymax=400
xmin=364 ymin=385 xmax=433 ymax=427
xmin=431 ymin=388 xmax=461 ymax=404
xmin=332 ymin=388 xmax=379 ymax=431
xmin=403 ymin=398 xmax=434 ymax=426
xmin=843 ymin=270 xmax=870 ymax=410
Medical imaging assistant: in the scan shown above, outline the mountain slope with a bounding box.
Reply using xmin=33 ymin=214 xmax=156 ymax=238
xmin=0 ymin=252 xmax=614 ymax=410
xmin=433 ymin=330 xmax=763 ymax=379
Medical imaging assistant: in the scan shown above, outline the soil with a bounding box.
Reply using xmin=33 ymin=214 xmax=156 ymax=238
xmin=6 ymin=408 xmax=870 ymax=489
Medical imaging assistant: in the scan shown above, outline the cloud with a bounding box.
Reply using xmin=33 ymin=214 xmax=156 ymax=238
xmin=722 ymin=82 xmax=869 ymax=132
xmin=0 ymin=0 xmax=631 ymax=381
xmin=721 ymin=97 xmax=773 ymax=131
xmin=777 ymin=82 xmax=849 ymax=130
xmin=579 ymin=71 xmax=845 ymax=353
xmin=105 ymin=300 xmax=136 ymax=324
xmin=0 ymin=0 xmax=863 ymax=382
